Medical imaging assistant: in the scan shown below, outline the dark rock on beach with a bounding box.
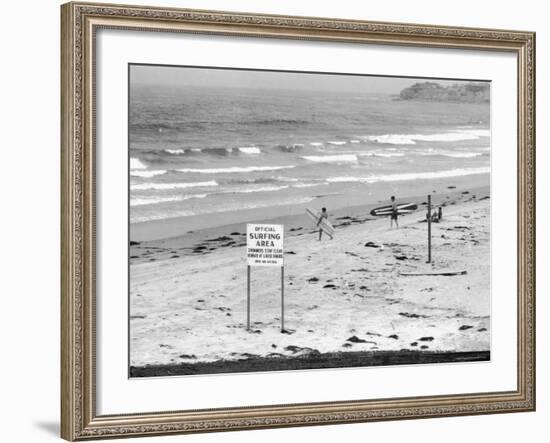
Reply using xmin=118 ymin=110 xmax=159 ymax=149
xmin=364 ymin=241 xmax=380 ymax=248
xmin=347 ymin=335 xmax=368 ymax=343
xmin=399 ymin=312 xmax=427 ymax=319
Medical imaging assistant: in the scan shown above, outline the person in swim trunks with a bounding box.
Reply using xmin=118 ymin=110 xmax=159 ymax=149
xmin=317 ymin=207 xmax=329 ymax=240
xmin=390 ymin=196 xmax=399 ymax=229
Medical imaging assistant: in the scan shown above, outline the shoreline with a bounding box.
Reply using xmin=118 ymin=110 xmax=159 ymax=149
xmin=130 ymin=172 xmax=490 ymax=242
xmin=130 ymin=183 xmax=489 ymax=265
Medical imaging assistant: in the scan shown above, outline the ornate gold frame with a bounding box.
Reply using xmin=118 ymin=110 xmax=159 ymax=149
xmin=61 ymin=2 xmax=536 ymax=440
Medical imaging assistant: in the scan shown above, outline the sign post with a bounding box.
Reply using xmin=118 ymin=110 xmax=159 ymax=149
xmin=281 ymin=266 xmax=285 ymax=332
xmin=246 ymin=224 xmax=285 ymax=332
xmin=246 ymin=265 xmax=251 ymax=331
xmin=427 ymin=194 xmax=432 ymax=263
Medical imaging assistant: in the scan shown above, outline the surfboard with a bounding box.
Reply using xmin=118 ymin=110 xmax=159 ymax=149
xmin=370 ymin=202 xmax=418 ymax=217
xmin=306 ymin=208 xmax=335 ymax=239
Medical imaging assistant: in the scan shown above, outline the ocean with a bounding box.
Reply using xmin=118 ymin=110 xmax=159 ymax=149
xmin=129 ymin=83 xmax=490 ymax=224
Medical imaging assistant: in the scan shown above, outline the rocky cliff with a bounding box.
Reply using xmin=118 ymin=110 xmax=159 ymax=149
xmin=399 ymin=81 xmax=490 ymax=103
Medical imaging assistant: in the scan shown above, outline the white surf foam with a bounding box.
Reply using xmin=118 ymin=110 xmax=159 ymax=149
xmin=365 ymin=135 xmax=417 ymax=145
xmin=364 ymin=129 xmax=491 ymax=145
xmin=130 ymin=158 xmax=147 ymax=170
xmin=302 ymin=154 xmax=358 ymax=163
xmin=238 ymin=147 xmax=262 ymax=154
xmin=326 ymin=166 xmax=490 ymax=184
xmin=130 ymin=170 xmax=167 ymax=178
xmin=360 ymin=151 xmax=405 ymax=158
xmin=131 ymin=194 xmax=208 ymax=207
xmin=164 ymin=149 xmax=186 ymax=155
xmin=327 ymin=141 xmax=347 ymax=146
xmin=176 ymin=165 xmax=295 ymax=174
xmin=439 ymin=152 xmax=484 ymax=158
xmin=229 ymin=185 xmax=290 ymax=194
xmin=130 ymin=196 xmax=316 ymax=223
xmin=131 ymin=181 xmax=218 ymax=191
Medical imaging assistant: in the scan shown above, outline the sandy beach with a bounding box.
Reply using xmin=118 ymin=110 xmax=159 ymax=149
xmin=129 ymin=182 xmax=490 ymax=377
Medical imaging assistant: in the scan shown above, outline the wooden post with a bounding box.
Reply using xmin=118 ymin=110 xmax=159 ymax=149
xmin=281 ymin=266 xmax=285 ymax=332
xmin=246 ymin=265 xmax=251 ymax=330
xmin=427 ymin=194 xmax=432 ymax=263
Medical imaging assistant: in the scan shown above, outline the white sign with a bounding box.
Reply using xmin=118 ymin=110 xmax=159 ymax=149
xmin=246 ymin=224 xmax=284 ymax=267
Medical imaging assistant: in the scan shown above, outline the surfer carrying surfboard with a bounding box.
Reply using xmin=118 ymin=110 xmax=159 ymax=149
xmin=317 ymin=207 xmax=330 ymax=240
xmin=390 ymin=196 xmax=399 ymax=229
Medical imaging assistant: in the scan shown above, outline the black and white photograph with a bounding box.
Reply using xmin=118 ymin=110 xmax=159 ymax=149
xmin=128 ymin=64 xmax=491 ymax=377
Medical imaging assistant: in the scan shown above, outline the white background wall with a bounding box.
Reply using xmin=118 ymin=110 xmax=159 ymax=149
xmin=0 ymin=0 xmax=546 ymax=442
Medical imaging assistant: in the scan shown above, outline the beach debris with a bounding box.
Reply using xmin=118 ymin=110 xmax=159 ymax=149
xmin=461 ymin=191 xmax=470 ymax=195
xmin=399 ymin=312 xmax=427 ymax=319
xmin=345 ymin=251 xmax=360 ymax=257
xmin=179 ymin=354 xmax=196 ymax=359
xmin=342 ymin=343 xmax=353 ymax=348
xmin=130 ymin=241 xmax=140 ymax=246
xmin=230 ymin=232 xmax=241 ymax=235
xmin=323 ymin=284 xmax=337 ymax=289
xmin=410 ymin=342 xmax=418 ymax=347
xmin=346 ymin=336 xmax=377 ymax=345
xmin=418 ymin=337 xmax=434 ymax=342
xmin=459 ymin=325 xmax=474 ymax=331
xmin=307 ymin=277 xmax=319 ymax=283
xmin=388 ymin=334 xmax=399 ymax=340
xmin=238 ymin=353 xmax=258 ymax=359
xmin=364 ymin=241 xmax=380 ymax=248
xmin=285 ymin=251 xmax=296 ymax=255
xmin=478 ymin=328 xmax=488 ymax=332
xmin=394 ymin=255 xmax=408 ymax=261
xmin=420 ymin=345 xmax=429 ymax=350
xmin=284 ymin=345 xmax=319 ymax=356
xmin=347 ymin=335 xmax=366 ymax=343
xmin=448 ymin=186 xmax=456 ymax=189
xmin=130 ymin=315 xmax=146 ymax=320
xmin=206 ymin=236 xmax=232 ymax=242
xmin=399 ymin=270 xmax=467 ymax=277
xmin=281 ymin=329 xmax=295 ymax=335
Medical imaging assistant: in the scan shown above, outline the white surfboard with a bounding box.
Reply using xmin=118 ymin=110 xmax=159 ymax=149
xmin=306 ymin=208 xmax=335 ymax=239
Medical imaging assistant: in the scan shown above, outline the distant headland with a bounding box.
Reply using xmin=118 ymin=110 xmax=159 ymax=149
xmin=399 ymin=81 xmax=490 ymax=103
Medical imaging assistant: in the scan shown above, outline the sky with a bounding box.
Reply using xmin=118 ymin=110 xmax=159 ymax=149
xmin=130 ymin=64 xmax=472 ymax=94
